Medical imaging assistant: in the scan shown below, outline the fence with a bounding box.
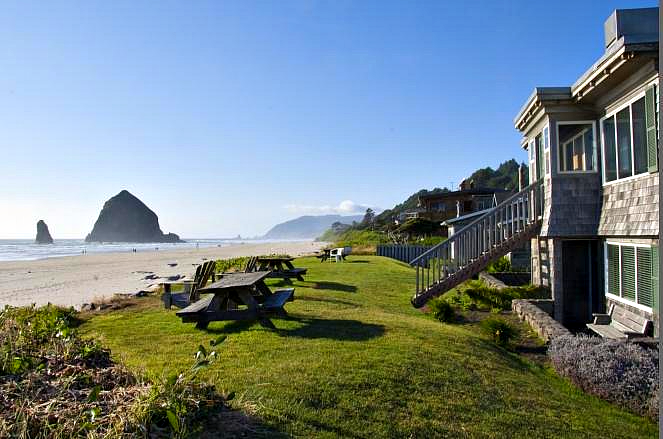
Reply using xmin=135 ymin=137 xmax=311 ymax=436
xmin=376 ymin=244 xmax=434 ymax=264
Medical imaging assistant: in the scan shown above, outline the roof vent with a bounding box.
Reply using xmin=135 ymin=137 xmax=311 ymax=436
xmin=604 ymin=8 xmax=659 ymax=49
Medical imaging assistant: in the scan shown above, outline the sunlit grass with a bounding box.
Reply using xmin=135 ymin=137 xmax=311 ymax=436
xmin=81 ymin=256 xmax=657 ymax=438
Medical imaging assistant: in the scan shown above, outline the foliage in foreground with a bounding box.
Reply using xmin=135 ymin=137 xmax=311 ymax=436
xmin=0 ymin=305 xmax=227 ymax=438
xmin=548 ymin=335 xmax=659 ymax=420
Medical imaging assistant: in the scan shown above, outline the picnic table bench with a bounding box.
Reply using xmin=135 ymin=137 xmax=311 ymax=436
xmin=587 ymin=303 xmax=653 ymax=340
xmin=175 ymin=271 xmax=294 ymax=329
xmin=255 ymin=256 xmax=307 ymax=282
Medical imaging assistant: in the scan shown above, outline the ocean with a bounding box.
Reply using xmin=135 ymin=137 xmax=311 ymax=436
xmin=0 ymin=239 xmax=257 ymax=262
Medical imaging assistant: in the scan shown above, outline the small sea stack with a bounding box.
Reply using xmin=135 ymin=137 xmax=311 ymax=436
xmin=35 ymin=220 xmax=54 ymax=244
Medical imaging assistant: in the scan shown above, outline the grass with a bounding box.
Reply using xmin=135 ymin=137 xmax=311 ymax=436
xmin=81 ymin=256 xmax=657 ymax=438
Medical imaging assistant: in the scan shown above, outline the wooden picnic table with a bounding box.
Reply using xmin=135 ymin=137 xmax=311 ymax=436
xmin=175 ymin=271 xmax=294 ymax=329
xmin=256 ymin=256 xmax=307 ymax=281
xmin=315 ymin=249 xmax=331 ymax=262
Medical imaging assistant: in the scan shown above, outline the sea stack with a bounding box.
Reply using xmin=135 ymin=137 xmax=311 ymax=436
xmin=85 ymin=190 xmax=182 ymax=243
xmin=35 ymin=220 xmax=54 ymax=244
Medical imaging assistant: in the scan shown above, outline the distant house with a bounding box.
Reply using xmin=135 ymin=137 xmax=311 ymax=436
xmin=414 ymin=180 xmax=510 ymax=224
xmin=410 ymin=7 xmax=659 ymax=337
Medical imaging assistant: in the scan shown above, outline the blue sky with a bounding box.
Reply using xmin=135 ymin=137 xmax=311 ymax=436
xmin=0 ymin=0 xmax=656 ymax=238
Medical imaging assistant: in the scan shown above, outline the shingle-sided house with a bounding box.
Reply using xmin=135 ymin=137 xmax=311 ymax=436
xmin=409 ymin=7 xmax=659 ymax=336
xmin=514 ymin=7 xmax=659 ymax=331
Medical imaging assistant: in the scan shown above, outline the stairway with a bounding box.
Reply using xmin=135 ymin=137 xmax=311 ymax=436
xmin=410 ymin=181 xmax=544 ymax=308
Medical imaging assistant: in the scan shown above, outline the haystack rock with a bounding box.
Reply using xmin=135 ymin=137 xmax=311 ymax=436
xmin=35 ymin=220 xmax=54 ymax=244
xmin=85 ymin=190 xmax=182 ymax=243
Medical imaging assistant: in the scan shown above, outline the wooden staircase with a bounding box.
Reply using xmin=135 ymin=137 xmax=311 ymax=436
xmin=410 ymin=181 xmax=544 ymax=308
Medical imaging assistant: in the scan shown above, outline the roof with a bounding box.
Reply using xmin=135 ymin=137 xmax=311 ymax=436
xmin=419 ymin=187 xmax=508 ymax=202
xmin=441 ymin=208 xmax=493 ymax=226
xmin=514 ymin=7 xmax=659 ymax=133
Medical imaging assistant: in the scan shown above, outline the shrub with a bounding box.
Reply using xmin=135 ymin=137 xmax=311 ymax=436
xmin=486 ymin=257 xmax=512 ymax=273
xmin=548 ymin=335 xmax=658 ymax=419
xmin=480 ymin=317 xmax=518 ymax=347
xmin=463 ymin=283 xmax=548 ymax=311
xmin=428 ymin=298 xmax=455 ymax=323
xmin=0 ymin=305 xmax=229 ymax=437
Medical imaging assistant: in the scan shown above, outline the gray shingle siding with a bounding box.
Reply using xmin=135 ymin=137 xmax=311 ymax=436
xmin=598 ymin=173 xmax=659 ymax=236
xmin=540 ymin=174 xmax=602 ymax=237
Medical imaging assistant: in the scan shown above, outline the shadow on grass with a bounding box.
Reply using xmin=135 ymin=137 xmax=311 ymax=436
xmin=347 ymin=260 xmax=370 ymax=263
xmin=277 ymin=315 xmax=385 ymax=341
xmin=298 ymin=295 xmax=360 ymax=307
xmin=205 ymin=315 xmax=384 ymax=341
xmin=310 ymin=281 xmax=358 ymax=293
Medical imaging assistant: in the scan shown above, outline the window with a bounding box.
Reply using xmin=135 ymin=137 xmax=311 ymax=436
xmin=535 ymin=133 xmax=544 ymax=179
xmin=543 ymin=126 xmax=550 ymax=175
xmin=558 ymin=123 xmax=595 ymax=172
xmin=602 ymin=85 xmax=658 ymax=183
xmin=528 ymin=139 xmax=536 ymax=182
xmin=606 ymin=242 xmax=657 ymax=309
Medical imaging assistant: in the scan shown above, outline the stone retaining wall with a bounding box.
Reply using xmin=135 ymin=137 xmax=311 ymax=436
xmin=512 ymin=299 xmax=571 ymax=342
xmin=479 ymin=272 xmax=531 ymax=289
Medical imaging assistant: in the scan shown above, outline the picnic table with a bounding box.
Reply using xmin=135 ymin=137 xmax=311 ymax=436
xmin=316 ymin=249 xmax=331 ymax=262
xmin=175 ymin=271 xmax=294 ymax=330
xmin=256 ymin=256 xmax=307 ymax=281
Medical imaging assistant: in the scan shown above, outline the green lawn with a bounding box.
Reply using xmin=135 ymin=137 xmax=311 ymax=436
xmin=81 ymin=256 xmax=657 ymax=438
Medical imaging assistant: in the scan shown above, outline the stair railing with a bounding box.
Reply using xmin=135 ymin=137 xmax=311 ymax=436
xmin=410 ymin=181 xmax=544 ymax=304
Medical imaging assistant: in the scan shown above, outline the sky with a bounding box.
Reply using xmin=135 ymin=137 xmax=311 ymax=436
xmin=0 ymin=0 xmax=657 ymax=239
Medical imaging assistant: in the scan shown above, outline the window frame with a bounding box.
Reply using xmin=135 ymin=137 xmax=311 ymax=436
xmin=556 ymin=120 xmax=597 ymax=174
xmin=601 ymin=90 xmax=649 ymax=185
xmin=543 ymin=125 xmax=551 ymax=176
xmin=604 ymin=241 xmax=653 ymax=312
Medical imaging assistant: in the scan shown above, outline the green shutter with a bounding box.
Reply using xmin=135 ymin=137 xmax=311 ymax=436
xmin=645 ymin=85 xmax=658 ymax=172
xmin=653 ymin=245 xmax=659 ymax=312
xmin=621 ymin=246 xmax=636 ymax=301
xmin=637 ymin=247 xmax=653 ymax=307
xmin=607 ymin=244 xmax=620 ymax=296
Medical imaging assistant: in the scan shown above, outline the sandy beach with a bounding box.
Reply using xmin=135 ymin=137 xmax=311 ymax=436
xmin=0 ymin=241 xmax=325 ymax=308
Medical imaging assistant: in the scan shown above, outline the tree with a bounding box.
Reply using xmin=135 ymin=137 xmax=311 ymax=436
xmin=362 ymin=208 xmax=375 ymax=228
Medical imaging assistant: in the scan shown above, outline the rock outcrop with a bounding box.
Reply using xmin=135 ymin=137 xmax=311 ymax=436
xmin=85 ymin=190 xmax=182 ymax=243
xmin=35 ymin=220 xmax=54 ymax=244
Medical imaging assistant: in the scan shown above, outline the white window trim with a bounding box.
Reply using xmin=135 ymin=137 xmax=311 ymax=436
xmin=601 ymin=90 xmax=649 ymax=185
xmin=556 ymin=121 xmax=598 ymax=174
xmin=543 ymin=125 xmax=551 ymax=177
xmin=528 ymin=139 xmax=536 ymax=182
xmin=604 ymin=241 xmax=653 ymax=312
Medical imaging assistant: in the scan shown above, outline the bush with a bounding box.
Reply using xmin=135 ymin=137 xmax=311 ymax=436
xmin=428 ymin=298 xmax=455 ymax=323
xmin=548 ymin=335 xmax=658 ymax=419
xmin=0 ymin=305 xmax=229 ymax=437
xmin=463 ymin=282 xmax=548 ymax=311
xmin=480 ymin=317 xmax=518 ymax=347
xmin=486 ymin=257 xmax=512 ymax=273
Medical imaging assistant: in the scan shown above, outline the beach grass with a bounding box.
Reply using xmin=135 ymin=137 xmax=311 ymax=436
xmin=80 ymin=256 xmax=657 ymax=438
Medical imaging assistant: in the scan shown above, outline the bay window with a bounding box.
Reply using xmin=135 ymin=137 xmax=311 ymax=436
xmin=558 ymin=122 xmax=595 ymax=172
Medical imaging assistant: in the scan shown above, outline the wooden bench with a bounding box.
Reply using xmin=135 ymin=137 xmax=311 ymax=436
xmin=267 ymin=267 xmax=307 ymax=280
xmin=587 ymin=303 xmax=653 ymax=340
xmin=261 ymin=288 xmax=294 ymax=312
